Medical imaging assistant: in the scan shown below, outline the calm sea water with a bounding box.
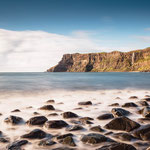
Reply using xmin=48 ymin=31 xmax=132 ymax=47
xmin=0 ymin=72 xmax=150 ymax=92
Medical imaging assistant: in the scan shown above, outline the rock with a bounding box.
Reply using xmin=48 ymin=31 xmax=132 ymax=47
xmin=96 ymin=142 xmax=136 ymax=150
xmin=90 ymin=126 xmax=104 ymax=132
xmin=62 ymin=112 xmax=78 ymax=119
xmin=66 ymin=125 xmax=83 ymax=131
xmin=129 ymin=96 xmax=138 ymax=99
xmin=138 ymin=118 xmax=150 ymax=123
xmin=79 ymin=117 xmax=93 ymax=125
xmin=7 ymin=140 xmax=28 ymax=150
xmin=133 ymin=124 xmax=150 ymax=140
xmin=39 ymin=105 xmax=55 ymax=110
xmin=122 ymin=102 xmax=138 ymax=107
xmin=109 ymin=103 xmax=119 ymax=106
xmin=46 ymin=100 xmax=55 ymax=103
xmin=21 ymin=129 xmax=47 ymax=139
xmin=60 ymin=136 xmax=76 ymax=147
xmin=81 ymin=133 xmax=114 ymax=145
xmin=33 ymin=112 xmax=40 ymax=115
xmin=137 ymin=101 xmax=149 ymax=106
xmin=111 ymin=108 xmax=130 ymax=117
xmin=57 ymin=133 xmax=74 ymax=140
xmin=4 ymin=115 xmax=23 ymax=125
xmin=142 ymin=106 xmax=150 ymax=118
xmin=38 ymin=139 xmax=56 ymax=146
xmin=104 ymin=132 xmax=113 ymax=135
xmin=48 ymin=113 xmax=58 ymax=116
xmin=11 ymin=109 xmax=20 ymax=113
xmin=143 ymin=97 xmax=150 ymax=101
xmin=97 ymin=113 xmax=114 ymax=120
xmin=0 ymin=137 xmax=9 ymax=143
xmin=134 ymin=142 xmax=150 ymax=149
xmin=26 ymin=116 xmax=48 ymax=125
xmin=78 ymin=101 xmax=92 ymax=105
xmin=0 ymin=113 xmax=2 ymax=116
xmin=115 ymin=97 xmax=121 ymax=100
xmin=45 ymin=120 xmax=68 ymax=129
xmin=112 ymin=132 xmax=137 ymax=141
xmin=104 ymin=116 xmax=140 ymax=132
xmin=73 ymin=107 xmax=83 ymax=110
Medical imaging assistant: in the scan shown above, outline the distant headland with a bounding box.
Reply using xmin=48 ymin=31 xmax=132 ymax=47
xmin=47 ymin=47 xmax=150 ymax=72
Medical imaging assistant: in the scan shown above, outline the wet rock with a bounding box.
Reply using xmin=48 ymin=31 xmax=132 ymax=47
xmin=138 ymin=118 xmax=150 ymax=123
xmin=60 ymin=136 xmax=76 ymax=147
xmin=129 ymin=96 xmax=138 ymax=99
xmin=7 ymin=140 xmax=28 ymax=150
xmin=97 ymin=113 xmax=114 ymax=120
xmin=21 ymin=129 xmax=47 ymax=139
xmin=104 ymin=116 xmax=140 ymax=132
xmin=133 ymin=124 xmax=150 ymax=140
xmin=112 ymin=132 xmax=137 ymax=141
xmin=45 ymin=120 xmax=68 ymax=129
xmin=0 ymin=137 xmax=9 ymax=143
xmin=73 ymin=107 xmax=83 ymax=110
xmin=137 ymin=101 xmax=149 ymax=106
xmin=122 ymin=102 xmax=138 ymax=107
xmin=81 ymin=133 xmax=114 ymax=145
xmin=33 ymin=112 xmax=40 ymax=115
xmin=66 ymin=125 xmax=83 ymax=131
xmin=39 ymin=105 xmax=55 ymax=110
xmin=26 ymin=116 xmax=48 ymax=125
xmin=134 ymin=142 xmax=150 ymax=149
xmin=62 ymin=112 xmax=78 ymax=119
xmin=109 ymin=103 xmax=119 ymax=107
xmin=48 ymin=113 xmax=58 ymax=116
xmin=90 ymin=125 xmax=104 ymax=132
xmin=111 ymin=108 xmax=130 ymax=117
xmin=142 ymin=97 xmax=150 ymax=101
xmin=142 ymin=106 xmax=150 ymax=118
xmin=4 ymin=115 xmax=23 ymax=125
xmin=11 ymin=109 xmax=20 ymax=113
xmin=0 ymin=113 xmax=2 ymax=116
xmin=104 ymin=132 xmax=113 ymax=135
xmin=96 ymin=142 xmax=136 ymax=150
xmin=78 ymin=101 xmax=92 ymax=105
xmin=57 ymin=133 xmax=74 ymax=140
xmin=38 ymin=139 xmax=56 ymax=146
xmin=46 ymin=100 xmax=55 ymax=103
xmin=79 ymin=117 xmax=93 ymax=125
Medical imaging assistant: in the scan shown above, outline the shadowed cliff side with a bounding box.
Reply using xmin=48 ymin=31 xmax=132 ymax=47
xmin=47 ymin=47 xmax=150 ymax=72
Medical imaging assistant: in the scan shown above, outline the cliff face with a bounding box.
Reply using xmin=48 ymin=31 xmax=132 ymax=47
xmin=47 ymin=47 xmax=150 ymax=72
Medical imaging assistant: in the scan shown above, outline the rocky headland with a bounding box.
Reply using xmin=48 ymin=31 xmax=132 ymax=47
xmin=47 ymin=47 xmax=150 ymax=72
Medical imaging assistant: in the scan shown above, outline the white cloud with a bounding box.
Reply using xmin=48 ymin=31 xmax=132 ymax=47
xmin=0 ymin=29 xmax=104 ymax=72
xmin=136 ymin=36 xmax=150 ymax=43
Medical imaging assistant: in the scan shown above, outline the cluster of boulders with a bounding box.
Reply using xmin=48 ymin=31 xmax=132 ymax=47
xmin=2 ymin=96 xmax=150 ymax=149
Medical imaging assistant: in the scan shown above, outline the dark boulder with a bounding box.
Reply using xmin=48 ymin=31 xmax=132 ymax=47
xmin=26 ymin=116 xmax=48 ymax=125
xmin=133 ymin=124 xmax=150 ymax=140
xmin=46 ymin=100 xmax=55 ymax=103
xmin=66 ymin=125 xmax=83 ymax=131
xmin=57 ymin=133 xmax=74 ymax=140
xmin=96 ymin=142 xmax=136 ymax=150
xmin=62 ymin=112 xmax=78 ymax=119
xmin=4 ymin=115 xmax=23 ymax=125
xmin=109 ymin=103 xmax=119 ymax=106
xmin=79 ymin=117 xmax=93 ymax=125
xmin=21 ymin=129 xmax=47 ymax=139
xmin=0 ymin=137 xmax=9 ymax=143
xmin=142 ymin=106 xmax=150 ymax=118
xmin=78 ymin=101 xmax=92 ymax=105
xmin=45 ymin=120 xmax=68 ymax=129
xmin=104 ymin=116 xmax=140 ymax=132
xmin=81 ymin=133 xmax=114 ymax=145
xmin=137 ymin=101 xmax=149 ymax=106
xmin=122 ymin=102 xmax=138 ymax=107
xmin=97 ymin=113 xmax=114 ymax=120
xmin=59 ymin=136 xmax=76 ymax=147
xmin=11 ymin=109 xmax=20 ymax=113
xmin=48 ymin=113 xmax=58 ymax=116
xmin=90 ymin=126 xmax=104 ymax=132
xmin=129 ymin=96 xmax=138 ymax=99
xmin=39 ymin=105 xmax=55 ymax=110
xmin=111 ymin=108 xmax=130 ymax=117
xmin=112 ymin=132 xmax=137 ymax=141
xmin=38 ymin=139 xmax=56 ymax=146
xmin=7 ymin=140 xmax=28 ymax=150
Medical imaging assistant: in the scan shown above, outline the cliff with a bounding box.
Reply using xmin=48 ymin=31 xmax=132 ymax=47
xmin=47 ymin=47 xmax=150 ymax=72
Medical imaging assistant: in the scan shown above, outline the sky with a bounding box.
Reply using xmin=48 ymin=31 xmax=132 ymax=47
xmin=0 ymin=0 xmax=150 ymax=72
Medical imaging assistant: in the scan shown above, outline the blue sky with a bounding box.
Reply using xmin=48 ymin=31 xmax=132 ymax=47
xmin=0 ymin=0 xmax=150 ymax=71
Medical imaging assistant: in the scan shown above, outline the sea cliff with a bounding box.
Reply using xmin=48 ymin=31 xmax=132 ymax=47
xmin=47 ymin=47 xmax=150 ymax=72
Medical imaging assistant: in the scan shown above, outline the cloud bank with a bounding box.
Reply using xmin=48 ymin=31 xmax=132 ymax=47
xmin=0 ymin=29 xmax=104 ymax=72
xmin=0 ymin=29 xmax=148 ymax=72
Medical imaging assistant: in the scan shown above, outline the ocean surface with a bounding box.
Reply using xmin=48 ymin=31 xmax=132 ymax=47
xmin=0 ymin=72 xmax=150 ymax=92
